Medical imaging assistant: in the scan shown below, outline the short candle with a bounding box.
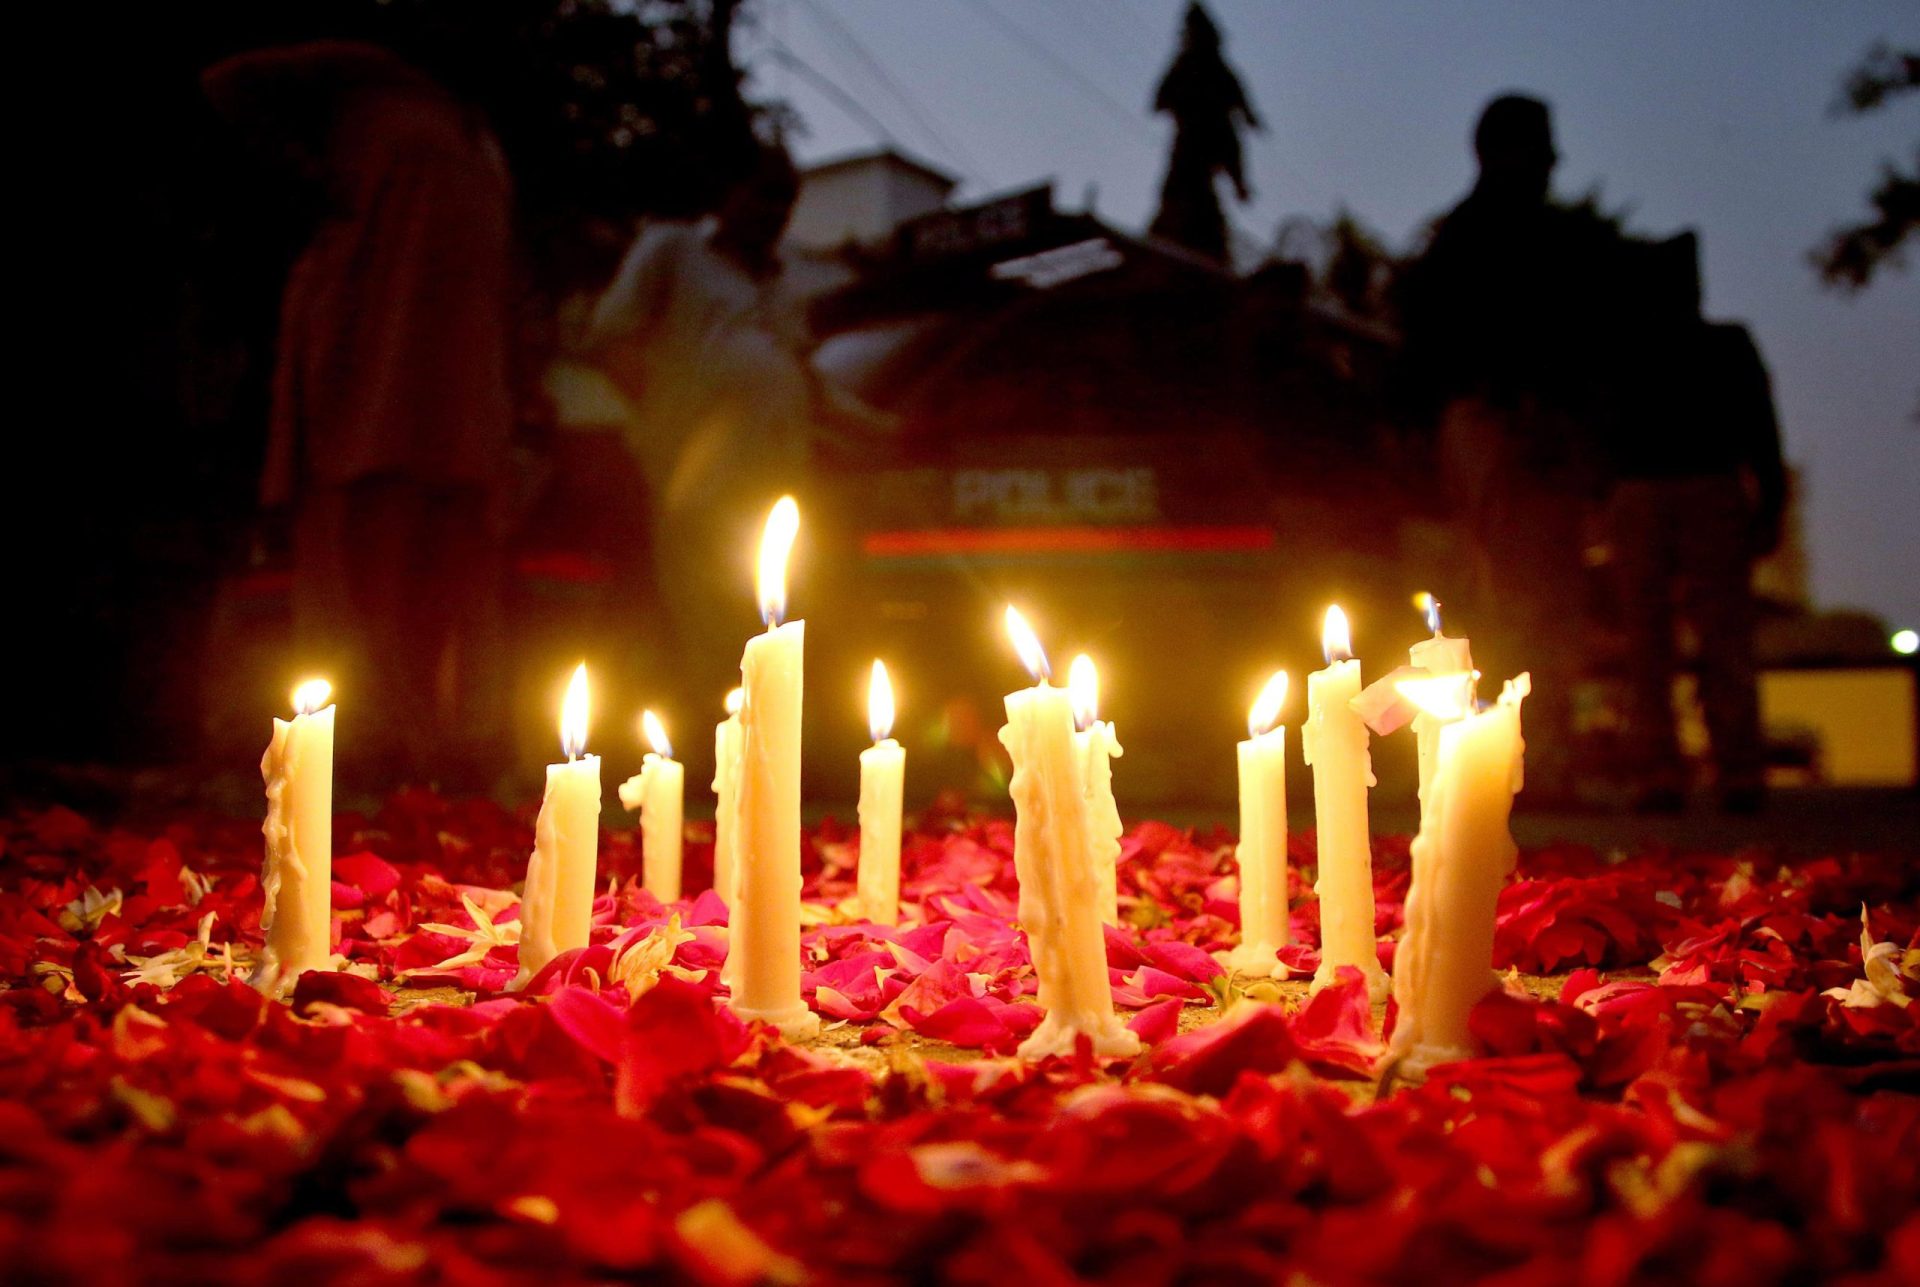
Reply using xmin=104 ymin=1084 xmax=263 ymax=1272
xmin=620 ymin=708 xmax=684 ymax=904
xmin=1305 ymin=606 xmax=1389 ymax=1000
xmin=856 ymin=660 xmax=905 ymax=926
xmin=999 ymin=606 xmax=1139 ymax=1061
xmin=1229 ymin=670 xmax=1291 ymax=978
xmin=512 ymin=663 xmax=602 ymax=990
xmin=254 ymin=677 xmax=336 ymax=995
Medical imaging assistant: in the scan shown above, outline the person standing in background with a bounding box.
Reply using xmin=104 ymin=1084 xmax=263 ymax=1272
xmin=1607 ymin=233 xmax=1785 ymax=814
xmin=585 ymin=142 xmax=815 ymax=708
xmin=204 ymin=41 xmax=514 ymax=789
xmin=1398 ymin=94 xmax=1616 ymax=804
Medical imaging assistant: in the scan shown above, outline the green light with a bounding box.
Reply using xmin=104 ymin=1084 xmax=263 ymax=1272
xmin=1893 ymin=629 xmax=1919 ymax=656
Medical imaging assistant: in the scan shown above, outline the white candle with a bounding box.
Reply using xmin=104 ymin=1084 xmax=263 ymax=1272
xmin=1305 ymin=606 xmax=1389 ymax=1000
xmin=619 ymin=709 xmax=684 ymax=903
xmin=856 ymin=660 xmax=905 ymax=925
xmin=726 ymin=497 xmax=819 ymax=1038
xmin=1408 ymin=595 xmax=1474 ymax=832
xmin=1388 ymin=674 xmax=1529 ymax=1078
xmin=1000 ymin=607 xmax=1139 ymax=1061
xmin=712 ymin=687 xmax=743 ymax=905
xmin=1068 ymin=654 xmax=1125 ymax=926
xmin=1229 ymin=671 xmax=1290 ymax=978
xmin=512 ymin=663 xmax=602 ymax=990
xmin=254 ymin=678 xmax=335 ymax=995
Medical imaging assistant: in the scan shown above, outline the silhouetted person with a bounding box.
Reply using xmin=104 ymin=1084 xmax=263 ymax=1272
xmin=204 ymin=41 xmax=513 ymax=789
xmin=1399 ymin=94 xmax=1616 ymax=803
xmin=1150 ymin=2 xmax=1261 ymax=262
xmin=586 ymin=143 xmax=813 ymax=707
xmin=1607 ymin=233 xmax=1784 ymax=813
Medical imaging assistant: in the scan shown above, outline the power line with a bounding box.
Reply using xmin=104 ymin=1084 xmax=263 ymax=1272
xmin=759 ymin=43 xmax=903 ymax=155
xmin=955 ymin=0 xmax=1161 ymax=147
xmin=796 ymin=0 xmax=991 ymax=188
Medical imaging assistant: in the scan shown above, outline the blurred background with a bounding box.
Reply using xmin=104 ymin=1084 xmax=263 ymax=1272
xmin=8 ymin=0 xmax=1916 ymax=818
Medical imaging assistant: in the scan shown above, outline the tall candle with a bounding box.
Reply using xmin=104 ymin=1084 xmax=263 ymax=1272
xmin=1408 ymin=595 xmax=1474 ymax=831
xmin=712 ymin=687 xmax=743 ymax=905
xmin=726 ymin=497 xmax=819 ymax=1038
xmin=856 ymin=660 xmax=905 ymax=925
xmin=1304 ymin=606 xmax=1389 ymax=1000
xmin=512 ymin=664 xmax=602 ymax=990
xmin=1069 ymin=654 xmax=1125 ymax=926
xmin=619 ymin=709 xmax=684 ymax=903
xmin=1229 ymin=671 xmax=1290 ymax=978
xmin=254 ymin=678 xmax=335 ymax=995
xmin=1388 ymin=674 xmax=1529 ymax=1078
xmin=1000 ymin=607 xmax=1140 ymax=1061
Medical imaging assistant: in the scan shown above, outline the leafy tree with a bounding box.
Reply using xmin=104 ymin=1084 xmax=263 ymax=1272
xmin=1813 ymin=42 xmax=1917 ymax=291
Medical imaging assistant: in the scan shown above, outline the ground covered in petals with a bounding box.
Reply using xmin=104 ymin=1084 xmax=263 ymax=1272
xmin=3 ymin=792 xmax=1917 ymax=1284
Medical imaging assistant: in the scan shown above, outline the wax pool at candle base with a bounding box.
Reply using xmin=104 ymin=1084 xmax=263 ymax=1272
xmin=1228 ymin=728 xmax=1289 ymax=978
xmin=1002 ymin=683 xmax=1139 ymax=1061
xmin=512 ymin=755 xmax=601 ymax=991
xmin=1388 ymin=683 xmax=1525 ymax=1079
xmin=253 ymin=703 xmax=336 ymax=995
xmin=1305 ymin=659 xmax=1390 ymax=1002
xmin=728 ymin=620 xmax=820 ymax=1038
xmin=856 ymin=738 xmax=904 ymax=925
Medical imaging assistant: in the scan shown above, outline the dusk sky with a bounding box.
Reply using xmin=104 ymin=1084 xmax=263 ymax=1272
xmin=741 ymin=1 xmax=1919 ymax=634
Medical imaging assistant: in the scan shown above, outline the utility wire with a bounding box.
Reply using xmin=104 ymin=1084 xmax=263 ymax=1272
xmin=955 ymin=0 xmax=1160 ymax=146
xmin=797 ymin=0 xmax=991 ymax=188
xmin=760 ymin=43 xmax=903 ymax=154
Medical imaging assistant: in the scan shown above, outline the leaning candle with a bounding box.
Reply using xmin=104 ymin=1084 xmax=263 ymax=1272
xmin=856 ymin=660 xmax=905 ymax=925
xmin=1305 ymin=606 xmax=1389 ymax=1000
xmin=1408 ymin=594 xmax=1474 ymax=831
xmin=619 ymin=709 xmax=684 ymax=903
xmin=712 ymin=687 xmax=744 ymax=905
xmin=1068 ymin=654 xmax=1125 ymax=926
xmin=1388 ymin=673 xmax=1529 ymax=1078
xmin=1000 ymin=607 xmax=1139 ymax=1060
xmin=254 ymin=678 xmax=335 ymax=995
xmin=726 ymin=497 xmax=819 ymax=1038
xmin=1229 ymin=671 xmax=1290 ymax=978
xmin=512 ymin=663 xmax=602 ymax=990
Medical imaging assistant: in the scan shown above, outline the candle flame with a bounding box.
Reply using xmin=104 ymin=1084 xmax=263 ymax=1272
xmin=290 ymin=678 xmax=332 ymax=716
xmin=1068 ymin=654 xmax=1099 ymax=732
xmin=724 ymin=687 xmax=744 ymax=717
xmin=757 ymin=495 xmax=800 ymax=626
xmin=1322 ymin=605 xmax=1353 ymax=664
xmin=1396 ymin=673 xmax=1474 ymax=720
xmin=1414 ymin=591 xmax=1443 ymax=635
xmin=1248 ymin=670 xmax=1289 ymax=738
xmin=560 ymin=663 xmax=590 ymax=761
xmin=1004 ymin=605 xmax=1051 ymax=682
xmin=868 ymin=659 xmax=895 ymax=743
xmin=641 ymin=708 xmax=673 ymax=759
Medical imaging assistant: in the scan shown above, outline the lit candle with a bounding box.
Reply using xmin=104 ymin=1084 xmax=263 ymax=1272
xmin=1229 ymin=671 xmax=1290 ymax=978
xmin=619 ymin=709 xmax=684 ymax=903
xmin=725 ymin=497 xmax=819 ymax=1038
xmin=254 ymin=678 xmax=335 ymax=995
xmin=1388 ymin=674 xmax=1529 ymax=1078
xmin=1408 ymin=594 xmax=1474 ymax=831
xmin=512 ymin=663 xmax=602 ymax=990
xmin=712 ymin=687 xmax=744 ymax=905
xmin=1305 ymin=606 xmax=1389 ymax=1000
xmin=1069 ymin=654 xmax=1125 ymax=926
xmin=856 ymin=660 xmax=905 ymax=925
xmin=1000 ymin=607 xmax=1140 ymax=1060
